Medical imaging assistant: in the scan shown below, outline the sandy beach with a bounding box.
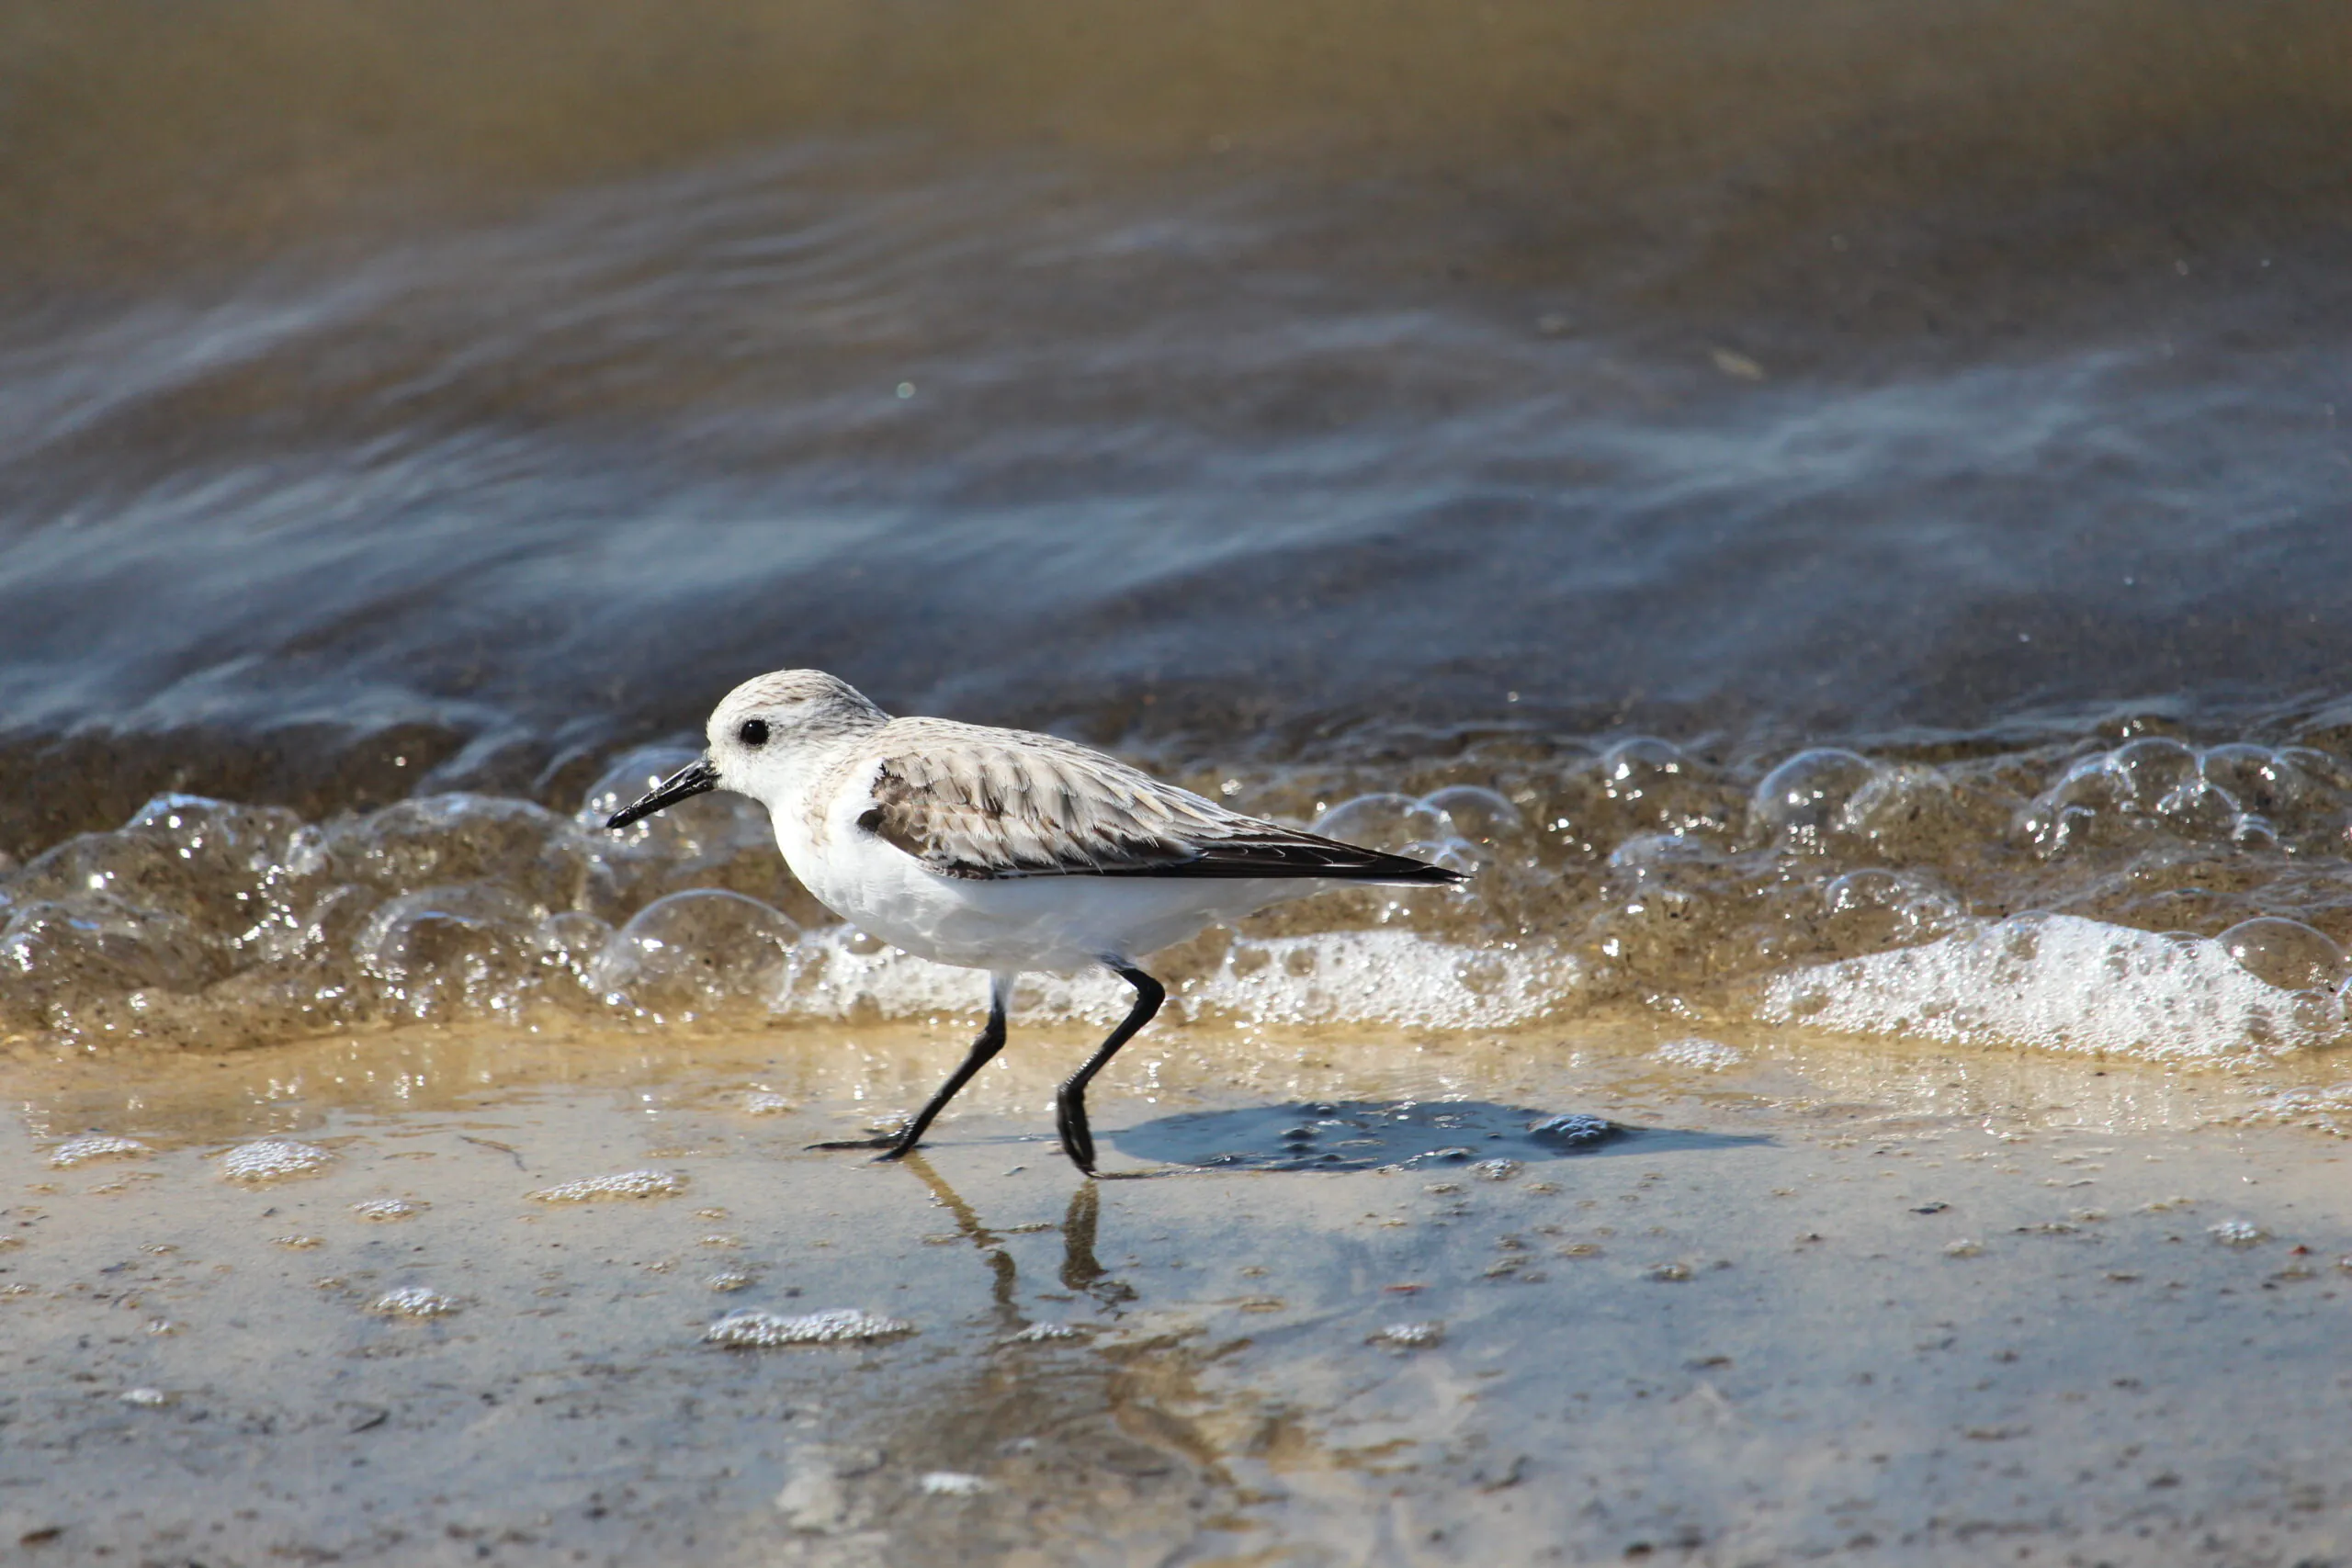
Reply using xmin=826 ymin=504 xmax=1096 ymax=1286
xmin=6 ymin=1017 xmax=2346 ymax=1565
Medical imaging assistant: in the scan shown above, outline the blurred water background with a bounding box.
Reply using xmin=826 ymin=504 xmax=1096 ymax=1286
xmin=4 ymin=1 xmax=2351 ymax=1065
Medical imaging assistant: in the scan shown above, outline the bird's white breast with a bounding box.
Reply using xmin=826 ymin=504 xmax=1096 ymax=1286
xmin=766 ymin=761 xmax=1312 ymax=975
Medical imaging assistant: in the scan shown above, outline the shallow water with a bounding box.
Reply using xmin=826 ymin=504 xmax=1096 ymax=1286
xmin=5 ymin=1021 xmax=2349 ymax=1563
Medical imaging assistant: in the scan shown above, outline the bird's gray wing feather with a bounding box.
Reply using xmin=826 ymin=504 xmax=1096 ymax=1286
xmin=852 ymin=722 xmax=1458 ymax=884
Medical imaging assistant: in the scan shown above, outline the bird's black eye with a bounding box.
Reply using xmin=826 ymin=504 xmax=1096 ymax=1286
xmin=738 ymin=718 xmax=770 ymax=747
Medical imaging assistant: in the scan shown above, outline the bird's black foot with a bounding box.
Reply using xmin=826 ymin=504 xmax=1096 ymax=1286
xmin=807 ymin=1133 xmax=912 ymax=1160
xmin=1054 ymin=1092 xmax=1097 ymax=1177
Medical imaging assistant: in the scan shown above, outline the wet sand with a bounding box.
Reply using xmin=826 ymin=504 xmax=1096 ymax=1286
xmin=4 ymin=1020 xmax=2347 ymax=1565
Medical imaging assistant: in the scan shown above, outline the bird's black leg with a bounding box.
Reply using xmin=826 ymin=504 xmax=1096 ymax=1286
xmin=1054 ymin=964 xmax=1164 ymax=1176
xmin=810 ymin=975 xmax=1012 ymax=1160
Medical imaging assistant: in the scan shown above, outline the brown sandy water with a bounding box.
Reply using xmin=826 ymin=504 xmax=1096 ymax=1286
xmin=6 ymin=1017 xmax=2348 ymax=1565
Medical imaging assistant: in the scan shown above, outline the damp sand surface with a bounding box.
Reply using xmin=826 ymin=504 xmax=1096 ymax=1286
xmin=4 ymin=1021 xmax=2349 ymax=1566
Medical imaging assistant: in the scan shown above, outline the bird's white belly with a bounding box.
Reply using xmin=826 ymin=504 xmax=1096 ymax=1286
xmin=775 ymin=811 xmax=1307 ymax=974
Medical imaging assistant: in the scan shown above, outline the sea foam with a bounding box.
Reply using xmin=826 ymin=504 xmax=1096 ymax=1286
xmin=1759 ymin=913 xmax=2344 ymax=1059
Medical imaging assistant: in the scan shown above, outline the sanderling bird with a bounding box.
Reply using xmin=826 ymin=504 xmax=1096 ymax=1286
xmin=607 ymin=670 xmax=1464 ymax=1174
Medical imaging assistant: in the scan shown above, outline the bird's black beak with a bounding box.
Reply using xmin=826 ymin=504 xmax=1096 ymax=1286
xmin=606 ymin=756 xmax=719 ymax=829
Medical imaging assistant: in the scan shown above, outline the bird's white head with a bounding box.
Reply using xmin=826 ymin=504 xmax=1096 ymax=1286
xmin=605 ymin=669 xmax=888 ymax=829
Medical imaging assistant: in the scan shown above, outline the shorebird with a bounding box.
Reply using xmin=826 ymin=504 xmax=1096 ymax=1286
xmin=606 ymin=670 xmax=1464 ymax=1173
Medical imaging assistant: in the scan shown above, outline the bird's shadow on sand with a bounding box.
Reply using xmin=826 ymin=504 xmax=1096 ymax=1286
xmin=1108 ymin=1100 xmax=1767 ymax=1172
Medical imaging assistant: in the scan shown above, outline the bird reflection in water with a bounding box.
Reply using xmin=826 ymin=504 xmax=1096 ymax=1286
xmin=893 ymin=1155 xmax=1137 ymax=1335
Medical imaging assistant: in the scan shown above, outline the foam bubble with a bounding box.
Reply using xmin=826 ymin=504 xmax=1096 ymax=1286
xmin=219 ymin=1138 xmax=334 ymax=1183
xmin=1007 ymin=1322 xmax=1082 ymax=1342
xmin=47 ymin=1133 xmax=150 ymax=1168
xmin=1650 ymin=1038 xmax=1743 ymax=1071
xmin=350 ymin=1198 xmax=429 ymax=1222
xmin=704 ymin=1308 xmax=914 ymax=1347
xmin=1759 ymin=913 xmax=2344 ymax=1058
xmin=919 ymin=1472 xmax=991 ymax=1496
xmin=1371 ymin=1322 xmax=1443 ymax=1348
xmin=526 ymin=1169 xmax=687 ymax=1202
xmin=784 ymin=925 xmax=1577 ymax=1031
xmin=368 ymin=1286 xmax=462 ymax=1317
xmin=1529 ymin=1113 xmax=1616 ymax=1144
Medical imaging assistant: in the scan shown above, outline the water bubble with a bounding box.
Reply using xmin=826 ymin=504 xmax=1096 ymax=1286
xmin=2208 ymin=1219 xmax=2267 ymax=1247
xmin=580 ymin=747 xmax=707 ymax=832
xmin=2106 ymin=737 xmax=2199 ymax=811
xmin=1838 ymin=766 xmax=1981 ymax=858
xmin=2199 ymin=744 xmax=2306 ymax=816
xmin=1822 ymin=869 xmax=1965 ymax=947
xmin=2217 ymin=918 xmax=2349 ymax=993
xmin=535 ymin=908 xmax=615 ymax=998
xmin=119 ymin=1386 xmax=171 ymax=1406
xmin=1607 ymin=833 xmax=1717 ymax=875
xmin=220 ymin=1139 xmax=333 ymax=1183
xmin=354 ymin=882 xmax=547 ymax=1020
xmin=1 ymin=897 xmax=219 ymax=1011
xmin=1471 ymin=1158 xmax=1521 ymax=1182
xmin=1417 ymin=785 xmax=1521 ymax=841
xmin=919 ymin=1472 xmax=990 ymax=1497
xmin=328 ymin=794 xmax=589 ymax=911
xmin=526 ymin=1169 xmax=686 ymax=1202
xmin=704 ymin=1308 xmax=914 ymax=1347
xmin=1644 ymin=1261 xmax=1694 ymax=1281
xmin=706 ymin=1269 xmax=755 ymax=1292
xmin=1752 ymin=750 xmax=1879 ymax=842
xmin=581 ymin=749 xmax=804 ymax=918
xmin=1600 ymin=738 xmax=1685 ymax=792
xmin=1310 ymin=795 xmax=1453 ymax=853
xmin=591 ymin=890 xmax=800 ymax=1018
xmin=10 ymin=797 xmax=320 ymax=955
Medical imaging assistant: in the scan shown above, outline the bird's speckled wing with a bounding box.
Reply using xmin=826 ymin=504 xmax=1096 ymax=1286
xmin=845 ymin=719 xmax=1460 ymax=884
